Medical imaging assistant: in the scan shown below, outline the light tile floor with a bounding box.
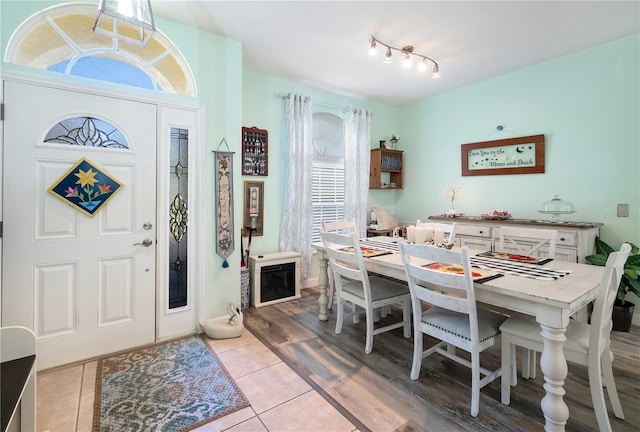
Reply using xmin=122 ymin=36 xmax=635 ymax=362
xmin=36 ymin=330 xmax=359 ymax=432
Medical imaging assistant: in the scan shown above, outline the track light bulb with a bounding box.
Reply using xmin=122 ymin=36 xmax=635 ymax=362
xmin=384 ymin=47 xmax=392 ymax=63
xmin=402 ymin=53 xmax=412 ymax=68
xmin=368 ymin=39 xmax=377 ymax=56
xmin=432 ymin=63 xmax=440 ymax=78
xmin=417 ymin=59 xmax=428 ymax=72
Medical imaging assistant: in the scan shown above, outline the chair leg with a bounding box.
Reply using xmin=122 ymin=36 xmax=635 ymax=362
xmin=365 ymin=306 xmax=374 ymax=354
xmin=372 ymin=308 xmax=380 ymax=323
xmin=603 ymin=349 xmax=625 ymax=420
xmin=588 ymin=349 xmax=613 ymax=432
xmin=402 ymin=299 xmax=411 ymax=339
xmin=352 ymin=302 xmax=360 ymax=323
xmin=521 ymin=349 xmax=537 ymax=379
xmin=328 ymin=278 xmax=334 ymax=310
xmin=410 ymin=329 xmax=423 ymax=380
xmin=470 ymin=351 xmax=480 ymax=417
xmin=335 ymin=297 xmax=344 ymax=334
xmin=501 ymin=336 xmax=513 ymax=405
xmin=511 ymin=344 xmax=518 ymax=387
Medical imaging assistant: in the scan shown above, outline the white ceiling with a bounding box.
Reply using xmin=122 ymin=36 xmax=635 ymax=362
xmin=152 ymin=1 xmax=640 ymax=107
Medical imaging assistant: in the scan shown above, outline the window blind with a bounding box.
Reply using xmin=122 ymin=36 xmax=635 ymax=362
xmin=312 ymin=158 xmax=345 ymax=243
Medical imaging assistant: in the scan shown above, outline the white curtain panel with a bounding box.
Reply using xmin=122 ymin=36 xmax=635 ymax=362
xmin=343 ymin=107 xmax=372 ymax=238
xmin=279 ymin=94 xmax=314 ymax=278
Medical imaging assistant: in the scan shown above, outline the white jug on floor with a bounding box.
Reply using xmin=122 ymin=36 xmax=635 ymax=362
xmin=200 ymin=302 xmax=244 ymax=339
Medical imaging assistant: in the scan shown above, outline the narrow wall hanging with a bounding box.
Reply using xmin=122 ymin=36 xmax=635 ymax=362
xmin=48 ymin=157 xmax=123 ymax=217
xmin=214 ymin=139 xmax=234 ymax=268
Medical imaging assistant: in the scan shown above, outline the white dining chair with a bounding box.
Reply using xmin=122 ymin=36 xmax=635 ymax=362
xmin=500 ymin=243 xmax=631 ymax=432
xmin=398 ymin=239 xmax=506 ymax=417
xmin=322 ymin=220 xmax=359 ymax=310
xmin=497 ymin=226 xmax=560 ymax=378
xmin=415 ymin=221 xmax=457 ymax=245
xmin=323 ymin=219 xmax=360 ymax=237
xmin=321 ymin=231 xmax=411 ymax=354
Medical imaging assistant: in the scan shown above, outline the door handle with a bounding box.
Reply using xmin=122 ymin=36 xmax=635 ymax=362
xmin=133 ymin=238 xmax=153 ymax=247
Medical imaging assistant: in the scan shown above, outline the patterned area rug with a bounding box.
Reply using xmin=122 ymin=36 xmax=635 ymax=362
xmin=93 ymin=335 xmax=250 ymax=432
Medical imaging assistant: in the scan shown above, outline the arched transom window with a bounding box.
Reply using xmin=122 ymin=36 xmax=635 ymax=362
xmin=4 ymin=2 xmax=196 ymax=96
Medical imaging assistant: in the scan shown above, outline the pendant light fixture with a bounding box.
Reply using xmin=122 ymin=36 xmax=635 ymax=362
xmin=368 ymin=36 xmax=440 ymax=78
xmin=93 ymin=0 xmax=156 ymax=47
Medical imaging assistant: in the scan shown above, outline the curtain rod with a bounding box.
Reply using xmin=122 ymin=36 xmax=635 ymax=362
xmin=276 ymin=93 xmax=373 ymax=114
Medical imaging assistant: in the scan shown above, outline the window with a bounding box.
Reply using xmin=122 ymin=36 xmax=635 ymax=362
xmin=311 ymin=112 xmax=345 ymax=243
xmin=169 ymin=128 xmax=189 ymax=309
xmin=312 ymin=156 xmax=345 ymax=243
xmin=5 ymin=4 xmax=195 ymax=96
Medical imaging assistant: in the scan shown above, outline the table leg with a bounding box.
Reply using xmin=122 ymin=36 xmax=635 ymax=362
xmin=317 ymin=251 xmax=329 ymax=322
xmin=539 ymin=324 xmax=569 ymax=432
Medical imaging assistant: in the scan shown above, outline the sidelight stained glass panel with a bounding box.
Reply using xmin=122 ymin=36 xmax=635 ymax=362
xmin=169 ymin=128 xmax=189 ymax=309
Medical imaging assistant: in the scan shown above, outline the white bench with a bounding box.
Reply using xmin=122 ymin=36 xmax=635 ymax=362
xmin=1 ymin=326 xmax=36 ymax=432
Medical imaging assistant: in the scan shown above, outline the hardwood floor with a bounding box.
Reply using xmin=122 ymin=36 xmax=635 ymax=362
xmin=243 ymin=286 xmax=640 ymax=432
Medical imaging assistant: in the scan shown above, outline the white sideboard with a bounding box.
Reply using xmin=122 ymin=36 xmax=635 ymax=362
xmin=428 ymin=216 xmax=603 ymax=263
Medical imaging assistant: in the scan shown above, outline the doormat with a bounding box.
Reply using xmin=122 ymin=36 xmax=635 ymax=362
xmin=93 ymin=335 xmax=250 ymax=432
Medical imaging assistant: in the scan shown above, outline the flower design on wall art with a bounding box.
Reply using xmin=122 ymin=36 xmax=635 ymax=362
xmin=48 ymin=157 xmax=123 ymax=217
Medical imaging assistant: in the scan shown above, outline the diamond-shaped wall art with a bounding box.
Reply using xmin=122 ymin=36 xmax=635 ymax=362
xmin=48 ymin=157 xmax=123 ymax=217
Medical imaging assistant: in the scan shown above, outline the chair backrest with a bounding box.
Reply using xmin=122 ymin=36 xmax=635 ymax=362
xmin=398 ymin=240 xmax=480 ymax=340
xmin=415 ymin=221 xmax=457 ymax=244
xmin=322 ymin=220 xmax=359 ymax=238
xmin=320 ymin=231 xmax=370 ymax=301
xmin=589 ymin=243 xmax=631 ymax=356
xmin=498 ymin=226 xmax=559 ymax=259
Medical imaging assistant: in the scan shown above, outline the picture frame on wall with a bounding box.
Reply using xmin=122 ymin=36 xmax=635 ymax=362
xmin=243 ymin=180 xmax=264 ymax=236
xmin=461 ymin=134 xmax=545 ymax=176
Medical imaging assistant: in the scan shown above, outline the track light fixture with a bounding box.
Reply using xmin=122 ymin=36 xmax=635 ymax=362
xmin=368 ymin=36 xmax=440 ymax=78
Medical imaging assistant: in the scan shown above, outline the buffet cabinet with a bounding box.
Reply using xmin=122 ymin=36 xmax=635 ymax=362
xmin=428 ymin=216 xmax=603 ymax=263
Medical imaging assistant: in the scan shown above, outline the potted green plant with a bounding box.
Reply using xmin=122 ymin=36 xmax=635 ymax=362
xmin=585 ymin=237 xmax=640 ymax=331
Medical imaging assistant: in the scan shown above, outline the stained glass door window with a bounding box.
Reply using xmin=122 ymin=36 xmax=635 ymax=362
xmin=169 ymin=128 xmax=189 ymax=309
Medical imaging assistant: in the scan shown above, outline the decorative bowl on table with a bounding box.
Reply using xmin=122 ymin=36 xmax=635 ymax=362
xmin=480 ymin=210 xmax=512 ymax=220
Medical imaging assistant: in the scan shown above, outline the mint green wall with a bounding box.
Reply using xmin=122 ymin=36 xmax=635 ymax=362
xmin=241 ymin=70 xmax=399 ymax=258
xmin=396 ymin=35 xmax=639 ymax=249
xmin=396 ymin=34 xmax=640 ymax=312
xmin=0 ymin=1 xmax=244 ymax=321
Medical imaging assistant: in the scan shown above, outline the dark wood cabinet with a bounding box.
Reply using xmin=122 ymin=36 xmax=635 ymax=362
xmin=369 ymin=148 xmax=403 ymax=189
xmin=242 ymin=126 xmax=268 ymax=176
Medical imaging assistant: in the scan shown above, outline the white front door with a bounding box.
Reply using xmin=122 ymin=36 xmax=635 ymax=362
xmin=2 ymin=81 xmax=157 ymax=370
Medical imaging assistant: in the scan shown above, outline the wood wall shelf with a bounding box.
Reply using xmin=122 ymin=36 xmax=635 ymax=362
xmin=369 ymin=148 xmax=403 ymax=189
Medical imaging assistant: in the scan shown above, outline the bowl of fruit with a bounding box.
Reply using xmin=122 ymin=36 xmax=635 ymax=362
xmin=480 ymin=210 xmax=512 ymax=220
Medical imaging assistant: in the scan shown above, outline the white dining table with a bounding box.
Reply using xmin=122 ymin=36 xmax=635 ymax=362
xmin=312 ymin=237 xmax=605 ymax=432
